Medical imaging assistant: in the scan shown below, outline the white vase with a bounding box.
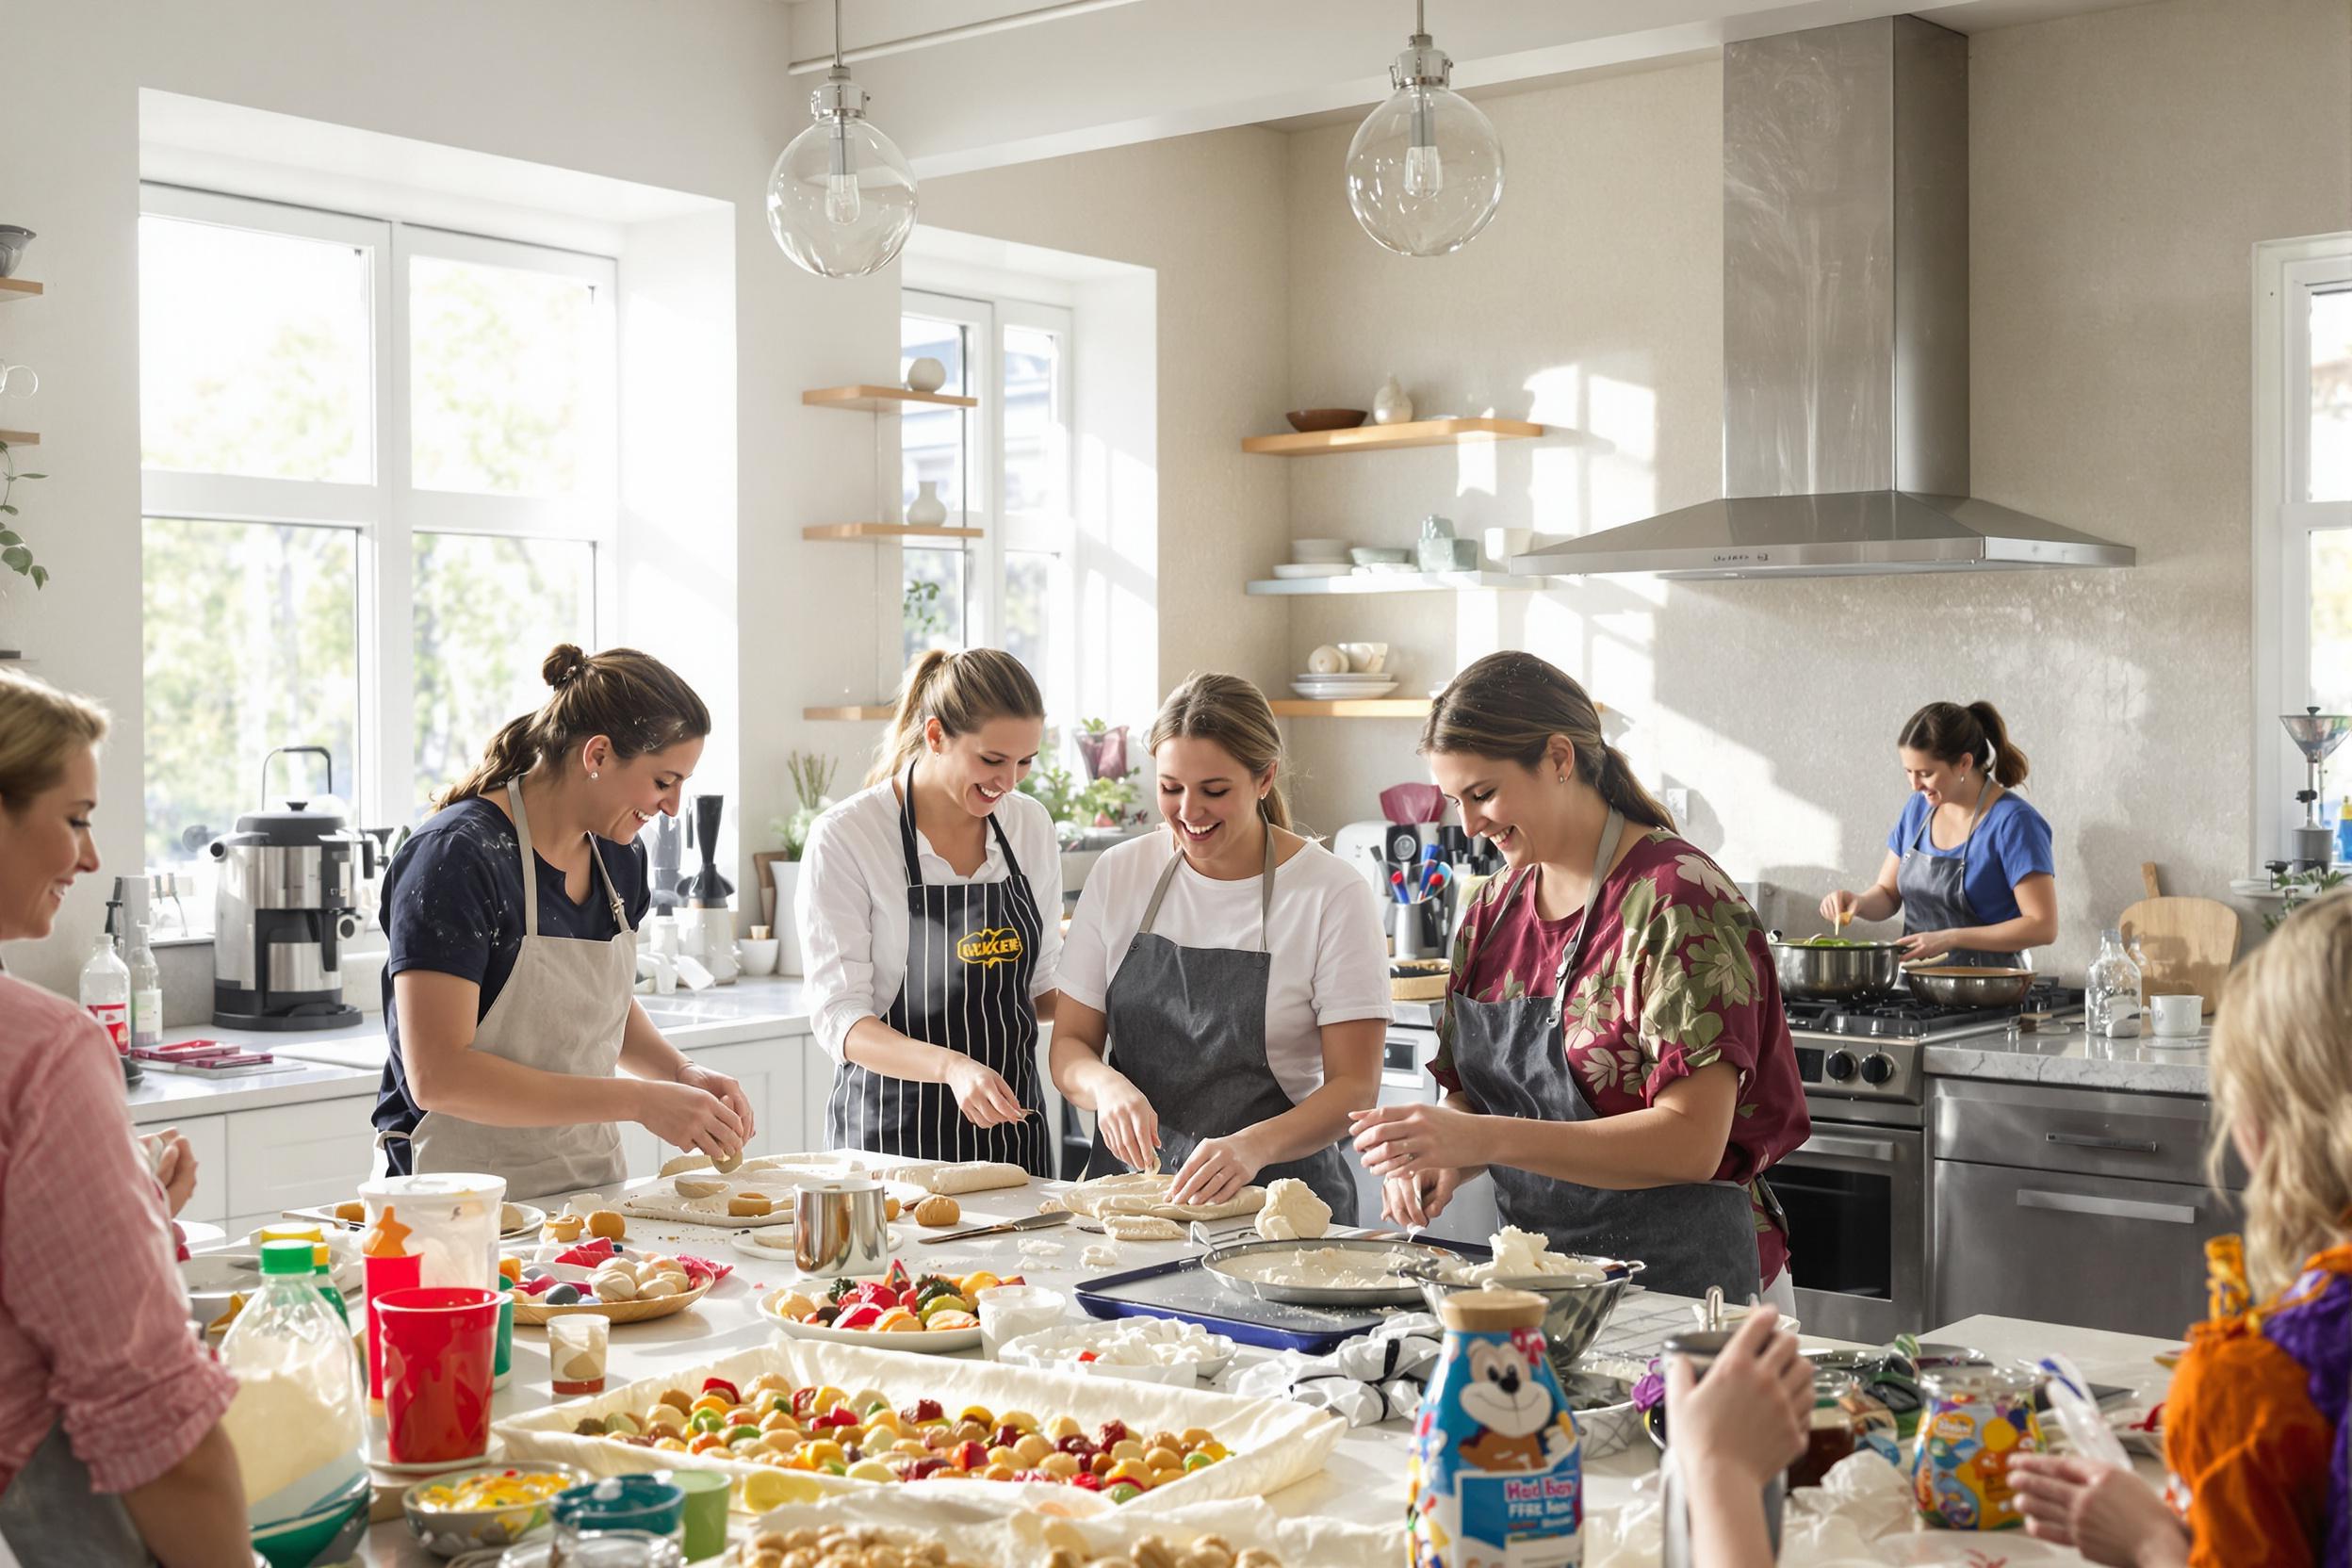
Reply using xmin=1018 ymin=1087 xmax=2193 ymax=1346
xmin=770 ymin=859 xmax=806 ymax=976
xmin=906 ymin=356 xmax=947 ymax=393
xmin=1373 ymin=374 xmax=1413 ymax=425
xmin=907 ymin=481 xmax=948 ymax=528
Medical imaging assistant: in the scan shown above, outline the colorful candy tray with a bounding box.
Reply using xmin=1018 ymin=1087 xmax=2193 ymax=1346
xmin=1074 ymin=1237 xmax=1490 ymax=1355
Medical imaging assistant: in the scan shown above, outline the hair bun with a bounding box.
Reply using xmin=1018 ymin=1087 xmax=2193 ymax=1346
xmin=543 ymin=644 xmax=591 ymax=689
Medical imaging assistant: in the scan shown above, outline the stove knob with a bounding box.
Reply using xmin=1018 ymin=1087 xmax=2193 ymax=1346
xmin=1824 ymin=1050 xmax=1857 ymax=1083
xmin=1860 ymin=1052 xmax=1896 ymax=1086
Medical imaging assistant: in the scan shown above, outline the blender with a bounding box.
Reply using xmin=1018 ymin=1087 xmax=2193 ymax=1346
xmin=2280 ymin=707 xmax=2351 ymax=870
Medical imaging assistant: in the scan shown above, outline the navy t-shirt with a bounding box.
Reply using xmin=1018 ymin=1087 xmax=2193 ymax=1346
xmin=373 ymin=795 xmax=652 ymax=1171
xmin=1885 ymin=789 xmax=2056 ymax=926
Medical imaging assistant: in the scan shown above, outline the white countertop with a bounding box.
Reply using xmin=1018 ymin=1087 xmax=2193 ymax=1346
xmin=1926 ymin=1020 xmax=2211 ymax=1096
xmin=344 ymin=1168 xmax=2180 ymax=1566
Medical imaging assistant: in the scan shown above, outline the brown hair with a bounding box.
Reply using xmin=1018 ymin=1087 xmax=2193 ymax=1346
xmin=436 ymin=645 xmax=710 ymax=810
xmin=868 ymin=648 xmax=1046 ymax=787
xmin=2207 ymin=889 xmax=2352 ymax=1298
xmin=0 ymin=668 xmax=109 ymax=813
xmin=1898 ymin=700 xmax=2029 ymax=789
xmin=1419 ymin=651 xmax=1676 ymax=833
xmin=1147 ymin=673 xmax=1295 ymax=832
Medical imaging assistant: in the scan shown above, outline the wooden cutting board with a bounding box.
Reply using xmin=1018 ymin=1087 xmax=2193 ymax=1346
xmin=2118 ymin=895 xmax=2241 ymax=1014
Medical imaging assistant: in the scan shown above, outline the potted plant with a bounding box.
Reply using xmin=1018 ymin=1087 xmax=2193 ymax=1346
xmin=764 ymin=750 xmax=838 ymax=974
xmin=2263 ymin=866 xmax=2348 ymax=933
xmin=1072 ymin=716 xmax=1129 ymax=783
xmin=0 ymin=437 xmax=47 ymax=656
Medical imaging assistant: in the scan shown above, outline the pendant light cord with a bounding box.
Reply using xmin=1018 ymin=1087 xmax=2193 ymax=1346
xmin=834 ymin=0 xmax=845 ymax=72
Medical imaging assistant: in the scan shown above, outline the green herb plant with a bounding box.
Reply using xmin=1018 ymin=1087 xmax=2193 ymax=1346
xmin=2263 ymin=866 xmax=2349 ymax=933
xmin=0 ymin=438 xmax=47 ymax=588
xmin=767 ymin=749 xmax=841 ymax=861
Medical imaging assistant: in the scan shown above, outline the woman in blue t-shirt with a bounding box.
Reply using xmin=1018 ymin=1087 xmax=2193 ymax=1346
xmin=373 ymin=644 xmax=754 ymax=1199
xmin=1820 ymin=701 xmax=2058 ymax=967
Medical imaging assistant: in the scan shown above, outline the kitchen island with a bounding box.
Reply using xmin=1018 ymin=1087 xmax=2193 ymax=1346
xmin=334 ymin=1165 xmax=2182 ymax=1566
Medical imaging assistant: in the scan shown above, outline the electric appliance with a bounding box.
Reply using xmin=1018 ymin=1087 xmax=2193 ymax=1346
xmin=210 ymin=746 xmax=369 ymax=1032
xmin=2279 ymin=707 xmax=2350 ymax=870
xmin=678 ymin=794 xmax=737 ymax=985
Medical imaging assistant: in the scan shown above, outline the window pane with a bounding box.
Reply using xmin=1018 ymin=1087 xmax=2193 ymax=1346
xmin=1004 ymin=549 xmax=1057 ymax=695
xmin=412 ymin=533 xmax=596 ymax=815
xmin=411 ymin=256 xmax=601 ymax=497
xmin=903 ymin=547 xmax=965 ymax=667
xmin=2312 ymin=289 xmax=2352 ymax=503
xmin=1003 ymin=326 xmax=1065 ymax=518
xmin=2314 ymin=528 xmax=2352 ymax=711
xmin=139 ymin=216 xmax=372 ymax=482
xmin=902 ymin=315 xmax=969 ymax=517
xmin=142 ymin=519 xmax=359 ymax=870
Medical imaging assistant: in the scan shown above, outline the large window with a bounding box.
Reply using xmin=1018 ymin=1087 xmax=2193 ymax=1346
xmin=140 ymin=187 xmax=614 ymax=888
xmin=2255 ymin=236 xmax=2352 ymax=864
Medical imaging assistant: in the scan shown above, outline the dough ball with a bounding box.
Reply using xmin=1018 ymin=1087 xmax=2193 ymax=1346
xmin=587 ymin=1209 xmax=627 ymax=1241
xmin=592 ymin=1267 xmax=640 ymax=1302
xmin=1253 ymin=1178 xmax=1331 ymax=1243
xmin=544 ymin=1215 xmax=586 ymax=1242
xmin=913 ymin=1195 xmax=961 ymax=1228
xmin=885 ymin=1196 xmax=903 ymax=1221
xmin=674 ymin=1176 xmax=727 ymax=1200
xmin=659 ymin=1152 xmax=712 ymax=1177
xmin=728 ymin=1192 xmax=774 ymax=1217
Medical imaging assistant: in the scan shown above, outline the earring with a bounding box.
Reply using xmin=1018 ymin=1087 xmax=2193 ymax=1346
xmin=590 ymin=771 xmax=599 ymax=780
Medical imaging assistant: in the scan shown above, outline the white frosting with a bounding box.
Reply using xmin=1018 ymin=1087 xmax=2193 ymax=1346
xmin=1253 ymin=1178 xmax=1331 ymax=1242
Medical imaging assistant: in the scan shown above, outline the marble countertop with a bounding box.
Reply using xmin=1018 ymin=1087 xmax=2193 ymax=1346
xmin=1925 ymin=1020 xmax=2210 ymax=1096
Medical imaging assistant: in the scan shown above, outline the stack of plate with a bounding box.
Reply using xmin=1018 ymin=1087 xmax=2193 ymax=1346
xmin=1291 ymin=671 xmax=1401 ymax=700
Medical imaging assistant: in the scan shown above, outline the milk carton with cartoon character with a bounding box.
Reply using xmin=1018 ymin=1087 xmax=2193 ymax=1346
xmin=1407 ymin=1288 xmax=1583 ymax=1567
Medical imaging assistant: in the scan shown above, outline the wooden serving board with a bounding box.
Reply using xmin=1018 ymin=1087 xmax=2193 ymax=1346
xmin=2118 ymin=895 xmax=2241 ymax=1014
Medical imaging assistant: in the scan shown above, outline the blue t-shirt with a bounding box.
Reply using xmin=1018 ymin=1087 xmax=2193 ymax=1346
xmin=373 ymin=795 xmax=651 ymax=1171
xmin=1885 ymin=790 xmax=2055 ymax=926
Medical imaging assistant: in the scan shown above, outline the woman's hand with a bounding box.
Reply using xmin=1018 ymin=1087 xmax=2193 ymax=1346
xmin=1818 ymin=890 xmax=1858 ymax=926
xmin=1665 ymin=1307 xmax=1811 ymax=1487
xmin=1092 ymin=1070 xmax=1161 ymax=1173
xmin=678 ymin=1063 xmax=756 ymax=1144
xmin=1168 ymin=1134 xmax=1263 ymax=1206
xmin=943 ymin=1055 xmax=1027 ymax=1129
xmin=1348 ymin=1102 xmax=1486 ymax=1180
xmin=1898 ymin=929 xmax=1957 ymax=962
xmin=1381 ymin=1166 xmax=1474 ymax=1228
xmin=2009 ymin=1456 xmax=2191 ymax=1568
xmin=140 ymin=1129 xmax=199 ymax=1217
xmin=633 ymin=1079 xmax=746 ymax=1160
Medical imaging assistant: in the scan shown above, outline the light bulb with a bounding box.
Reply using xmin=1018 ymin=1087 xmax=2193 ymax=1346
xmin=1404 ymin=141 xmax=1443 ymax=198
xmin=825 ymin=125 xmax=861 ymax=226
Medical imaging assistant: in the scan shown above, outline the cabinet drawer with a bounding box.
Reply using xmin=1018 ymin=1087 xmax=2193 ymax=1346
xmin=1931 ymin=1076 xmax=2221 ymax=1187
xmin=223 ymin=1099 xmax=379 ymax=1218
xmin=173 ymin=1115 xmax=229 ymax=1224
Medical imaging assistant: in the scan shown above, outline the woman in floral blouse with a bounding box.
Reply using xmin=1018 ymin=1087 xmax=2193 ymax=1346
xmin=1351 ymin=651 xmax=1809 ymax=1303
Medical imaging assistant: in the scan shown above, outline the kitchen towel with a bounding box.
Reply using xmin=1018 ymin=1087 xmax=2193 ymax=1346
xmin=1225 ymin=1312 xmax=1443 ymax=1427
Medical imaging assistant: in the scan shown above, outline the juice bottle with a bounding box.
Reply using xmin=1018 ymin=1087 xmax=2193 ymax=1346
xmin=1407 ymin=1287 xmax=1583 ymax=1565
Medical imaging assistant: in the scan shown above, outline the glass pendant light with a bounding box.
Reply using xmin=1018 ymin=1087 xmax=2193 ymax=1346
xmin=767 ymin=0 xmax=917 ymax=278
xmin=1345 ymin=0 xmax=1504 ymax=257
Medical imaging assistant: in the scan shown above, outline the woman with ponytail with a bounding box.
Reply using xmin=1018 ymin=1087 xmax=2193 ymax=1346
xmin=796 ymin=649 xmax=1063 ymax=1175
xmin=1351 ymin=652 xmax=1809 ymax=1305
xmin=1049 ymin=674 xmax=1388 ymax=1217
xmin=1818 ymin=700 xmax=2057 ymax=965
xmin=376 ymin=645 xmax=754 ymax=1198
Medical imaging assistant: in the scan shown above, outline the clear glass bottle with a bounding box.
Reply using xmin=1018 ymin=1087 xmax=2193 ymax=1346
xmin=124 ymin=919 xmax=164 ymax=1051
xmin=77 ymin=931 xmax=131 ymax=1056
xmin=2085 ymin=928 xmax=2144 ymax=1038
xmin=219 ymin=1239 xmax=367 ymax=1528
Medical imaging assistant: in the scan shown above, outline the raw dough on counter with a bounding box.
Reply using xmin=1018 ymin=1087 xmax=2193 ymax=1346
xmin=913 ymin=1194 xmax=962 ymax=1227
xmin=1062 ymin=1171 xmax=1265 ymax=1224
xmin=1081 ymin=1243 xmax=1122 ymax=1270
xmin=1226 ymin=1245 xmax=1429 ymax=1292
xmin=658 ymin=1153 xmax=710 ymax=1178
xmin=1252 ymin=1179 xmax=1331 ymax=1242
xmin=886 ymin=1160 xmax=1028 ymax=1196
xmin=1101 ymin=1215 xmax=1184 ymax=1243
xmin=672 ymin=1176 xmax=727 ymax=1200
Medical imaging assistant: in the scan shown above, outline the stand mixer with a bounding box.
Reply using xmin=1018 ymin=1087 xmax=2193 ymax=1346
xmin=2280 ymin=707 xmax=2351 ymax=870
xmin=678 ymin=794 xmax=738 ymax=983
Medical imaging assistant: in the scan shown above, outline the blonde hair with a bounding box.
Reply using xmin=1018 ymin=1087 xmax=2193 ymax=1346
xmin=868 ymin=648 xmax=1045 ymax=787
xmin=0 ymin=668 xmax=109 ymax=813
xmin=437 ymin=645 xmax=710 ymax=811
xmin=1147 ymin=673 xmax=1294 ymax=832
xmin=2208 ymin=889 xmax=2352 ymax=1299
xmin=1419 ymin=652 xmax=1676 ymax=833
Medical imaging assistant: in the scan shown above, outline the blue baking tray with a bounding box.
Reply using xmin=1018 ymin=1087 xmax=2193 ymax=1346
xmin=1074 ymin=1237 xmax=1492 ymax=1356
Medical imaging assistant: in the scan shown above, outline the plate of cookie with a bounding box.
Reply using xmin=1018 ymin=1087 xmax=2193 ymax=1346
xmin=508 ymin=1251 xmax=718 ymax=1327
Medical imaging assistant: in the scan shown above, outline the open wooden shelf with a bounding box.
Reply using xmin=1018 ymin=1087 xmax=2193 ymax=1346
xmin=804 ymin=384 xmax=978 ymax=414
xmin=804 ymin=705 xmax=897 ymax=721
xmin=1242 ymin=416 xmax=1545 ymax=456
xmin=0 ymin=431 xmax=37 ymax=447
xmin=803 ymin=523 xmax=984 ymax=543
xmin=0 ymin=280 xmax=42 ymax=303
xmin=1247 ymin=570 xmax=1543 ymax=596
xmin=1268 ymin=698 xmax=1433 ymax=718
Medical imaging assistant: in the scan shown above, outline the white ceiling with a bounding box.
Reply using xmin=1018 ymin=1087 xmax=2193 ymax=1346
xmin=782 ymin=0 xmax=2165 ymax=176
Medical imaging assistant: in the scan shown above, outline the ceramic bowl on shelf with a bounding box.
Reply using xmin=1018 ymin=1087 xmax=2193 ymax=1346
xmin=1292 ymin=537 xmax=1352 ymax=563
xmin=1349 ymin=547 xmax=1412 ymax=566
xmin=1285 ymin=408 xmax=1368 ymax=433
xmin=0 ymin=227 xmax=32 ymax=280
xmin=1291 ymin=678 xmax=1400 ymax=700
xmin=1270 ymin=563 xmax=1353 ymax=580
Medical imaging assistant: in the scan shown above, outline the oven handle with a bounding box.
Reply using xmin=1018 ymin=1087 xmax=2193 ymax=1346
xmin=2046 ymin=1132 xmax=2163 ymax=1155
xmin=2016 ymin=1188 xmax=2197 ymax=1226
xmin=1793 ymin=1133 xmax=1899 ymax=1165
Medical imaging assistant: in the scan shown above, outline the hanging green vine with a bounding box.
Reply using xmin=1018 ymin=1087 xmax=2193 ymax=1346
xmin=0 ymin=437 xmax=46 ymax=589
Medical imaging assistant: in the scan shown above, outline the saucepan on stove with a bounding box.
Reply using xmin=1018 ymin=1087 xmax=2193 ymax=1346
xmin=1766 ymin=930 xmax=1903 ymax=1000
xmin=1903 ymin=964 xmax=2036 ymax=1008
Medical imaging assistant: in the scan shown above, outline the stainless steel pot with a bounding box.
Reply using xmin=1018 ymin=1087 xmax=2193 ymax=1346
xmin=1903 ymin=965 xmax=2035 ymax=1007
xmin=1767 ymin=933 xmax=1903 ymax=999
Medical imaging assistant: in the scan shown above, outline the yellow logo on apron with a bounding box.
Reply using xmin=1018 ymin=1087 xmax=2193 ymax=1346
xmin=956 ymin=927 xmax=1025 ymax=967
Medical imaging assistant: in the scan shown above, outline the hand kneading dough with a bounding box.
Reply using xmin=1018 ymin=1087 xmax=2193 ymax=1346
xmin=1102 ymin=1215 xmax=1184 ymax=1243
xmin=1253 ymin=1178 xmax=1331 ymax=1242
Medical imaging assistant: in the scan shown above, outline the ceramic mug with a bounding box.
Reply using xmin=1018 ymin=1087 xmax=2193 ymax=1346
xmin=1339 ymin=642 xmax=1389 ymax=674
xmin=2149 ymin=993 xmax=2203 ymax=1037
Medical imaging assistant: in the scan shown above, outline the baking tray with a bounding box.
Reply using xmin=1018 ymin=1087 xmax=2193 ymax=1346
xmin=1203 ymin=1236 xmax=1466 ymax=1307
xmin=1075 ymin=1237 xmax=1491 ymax=1355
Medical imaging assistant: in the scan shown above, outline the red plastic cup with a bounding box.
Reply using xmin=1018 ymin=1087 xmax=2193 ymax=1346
xmin=376 ymin=1285 xmax=499 ymax=1464
xmin=363 ymin=1251 xmax=421 ymax=1402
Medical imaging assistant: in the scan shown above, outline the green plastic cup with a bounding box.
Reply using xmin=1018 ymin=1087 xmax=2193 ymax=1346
xmin=671 ymin=1467 xmax=731 ymax=1560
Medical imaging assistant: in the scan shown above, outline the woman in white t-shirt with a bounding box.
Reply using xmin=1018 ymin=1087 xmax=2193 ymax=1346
xmin=1051 ymin=674 xmax=1389 ymax=1221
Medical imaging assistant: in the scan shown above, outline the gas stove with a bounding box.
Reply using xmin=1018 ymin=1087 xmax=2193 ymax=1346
xmin=1783 ymin=982 xmax=2084 ymax=1105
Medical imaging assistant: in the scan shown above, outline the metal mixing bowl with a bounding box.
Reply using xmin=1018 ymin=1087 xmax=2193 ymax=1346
xmin=1903 ymin=965 xmax=2036 ymax=1007
xmin=1768 ymin=934 xmax=1903 ymax=999
xmin=1406 ymin=1256 xmax=1645 ymax=1373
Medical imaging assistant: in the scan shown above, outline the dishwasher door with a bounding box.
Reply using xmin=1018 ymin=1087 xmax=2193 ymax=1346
xmin=1932 ymin=1159 xmax=2238 ymax=1338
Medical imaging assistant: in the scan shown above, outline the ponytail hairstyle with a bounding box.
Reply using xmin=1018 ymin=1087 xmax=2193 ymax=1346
xmin=1898 ymin=700 xmax=2029 ymax=790
xmin=1147 ymin=673 xmax=1295 ymax=832
xmin=1419 ymin=651 xmax=1676 ymax=834
xmin=0 ymin=667 xmax=109 ymax=814
xmin=867 ymin=648 xmax=1046 ymax=787
xmin=435 ymin=645 xmax=710 ymax=811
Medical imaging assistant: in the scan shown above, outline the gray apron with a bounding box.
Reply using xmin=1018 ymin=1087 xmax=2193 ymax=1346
xmin=389 ymin=779 xmax=634 ymax=1200
xmin=1897 ymin=780 xmax=2022 ymax=968
xmin=825 ymin=764 xmax=1054 ymax=1176
xmin=1446 ymin=810 xmax=1760 ymax=1301
xmin=0 ymin=1424 xmax=152 ymax=1565
xmin=1082 ymin=828 xmax=1360 ymax=1224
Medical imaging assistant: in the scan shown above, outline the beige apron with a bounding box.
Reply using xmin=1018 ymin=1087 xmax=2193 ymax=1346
xmin=400 ymin=779 xmax=633 ymax=1200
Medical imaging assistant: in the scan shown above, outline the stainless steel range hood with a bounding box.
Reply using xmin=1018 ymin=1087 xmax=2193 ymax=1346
xmin=1511 ymin=16 xmax=2134 ymax=581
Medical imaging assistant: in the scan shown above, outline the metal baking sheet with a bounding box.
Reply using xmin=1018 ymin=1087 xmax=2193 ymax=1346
xmin=1074 ymin=1239 xmax=1490 ymax=1356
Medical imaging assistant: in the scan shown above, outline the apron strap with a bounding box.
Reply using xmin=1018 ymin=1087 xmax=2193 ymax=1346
xmin=896 ymin=761 xmax=926 ymax=887
xmin=1137 ymin=823 xmax=1279 ymax=954
xmin=1908 ymin=776 xmax=1996 ymax=872
xmin=1550 ymin=808 xmax=1626 ymax=1010
xmin=506 ymin=777 xmax=628 ymax=932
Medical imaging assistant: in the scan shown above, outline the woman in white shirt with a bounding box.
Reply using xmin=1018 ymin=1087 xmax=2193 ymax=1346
xmin=796 ymin=649 xmax=1063 ymax=1175
xmin=1051 ymin=673 xmax=1389 ymax=1220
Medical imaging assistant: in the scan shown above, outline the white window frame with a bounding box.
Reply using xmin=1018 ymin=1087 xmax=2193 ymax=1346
xmin=2251 ymin=234 xmax=2352 ymax=869
xmin=139 ymin=184 xmax=617 ymax=836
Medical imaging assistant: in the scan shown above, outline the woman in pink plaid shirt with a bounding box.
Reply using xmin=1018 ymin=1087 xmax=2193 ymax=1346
xmin=0 ymin=670 xmax=252 ymax=1565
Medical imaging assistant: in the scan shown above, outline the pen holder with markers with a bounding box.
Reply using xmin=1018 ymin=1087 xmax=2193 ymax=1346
xmin=1389 ymin=874 xmax=1453 ymax=958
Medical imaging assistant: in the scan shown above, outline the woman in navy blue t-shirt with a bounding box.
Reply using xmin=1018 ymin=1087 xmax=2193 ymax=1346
xmin=374 ymin=645 xmax=753 ymax=1198
xmin=1820 ymin=701 xmax=2058 ymax=968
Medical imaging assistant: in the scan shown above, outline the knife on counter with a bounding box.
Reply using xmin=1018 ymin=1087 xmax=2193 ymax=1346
xmin=917 ymin=1211 xmax=1071 ymax=1246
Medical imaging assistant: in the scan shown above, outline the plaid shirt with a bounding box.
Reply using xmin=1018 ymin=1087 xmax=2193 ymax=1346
xmin=0 ymin=974 xmax=237 ymax=1493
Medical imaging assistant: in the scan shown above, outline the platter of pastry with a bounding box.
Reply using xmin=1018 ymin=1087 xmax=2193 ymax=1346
xmin=756 ymin=1259 xmax=1003 ymax=1352
xmin=508 ymin=1250 xmax=718 ymax=1327
xmin=1059 ymin=1172 xmax=1266 ymax=1229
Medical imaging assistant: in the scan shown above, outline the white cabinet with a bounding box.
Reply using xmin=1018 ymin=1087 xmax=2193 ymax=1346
xmin=686 ymin=1041 xmax=787 ymax=1162
xmin=621 ymin=1122 xmax=661 ymax=1183
xmin=222 ymin=1095 xmax=379 ymax=1235
xmin=172 ymin=1114 xmax=229 ymax=1224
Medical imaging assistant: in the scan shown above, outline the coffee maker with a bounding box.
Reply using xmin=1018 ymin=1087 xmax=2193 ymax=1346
xmin=210 ymin=746 xmax=369 ymax=1031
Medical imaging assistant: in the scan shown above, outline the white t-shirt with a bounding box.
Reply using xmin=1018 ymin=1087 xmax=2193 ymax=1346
xmin=796 ymin=776 xmax=1063 ymax=1061
xmin=1059 ymin=826 xmax=1392 ymax=1103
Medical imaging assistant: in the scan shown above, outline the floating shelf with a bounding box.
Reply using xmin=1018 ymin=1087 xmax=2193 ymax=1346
xmin=0 ymin=280 xmax=41 ymax=303
xmin=1268 ymin=698 xmax=1433 ymax=718
xmin=1247 ymin=570 xmax=1544 ymax=596
xmin=0 ymin=431 xmax=36 ymax=447
xmin=1241 ymin=417 xmax=1545 ymax=456
xmin=804 ymin=384 xmax=978 ymax=414
xmin=804 ymin=705 xmax=897 ymax=721
xmin=803 ymin=522 xmax=984 ymax=543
